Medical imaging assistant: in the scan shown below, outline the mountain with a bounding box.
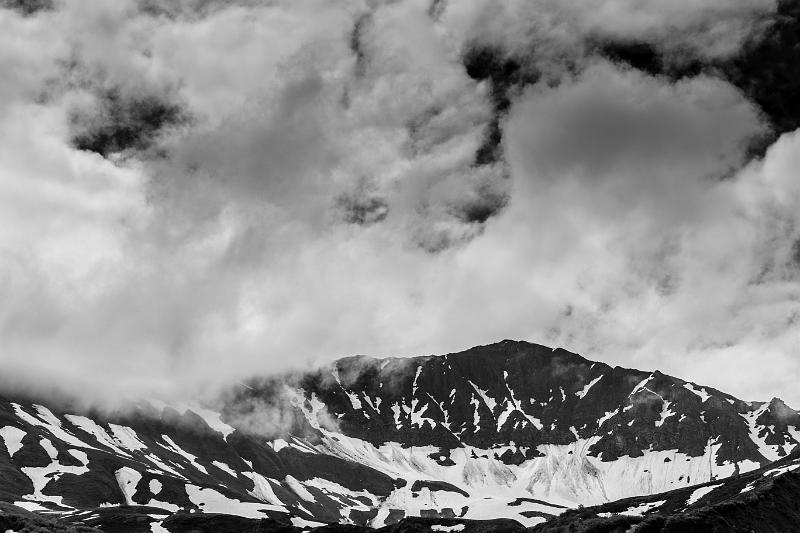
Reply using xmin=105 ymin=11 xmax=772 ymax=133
xmin=1 ymin=340 xmax=799 ymax=532
xmin=279 ymin=341 xmax=800 ymax=504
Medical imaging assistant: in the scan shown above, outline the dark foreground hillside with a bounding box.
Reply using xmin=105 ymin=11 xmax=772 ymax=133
xmin=0 ymin=502 xmax=96 ymax=533
xmin=3 ymin=503 xmax=528 ymax=533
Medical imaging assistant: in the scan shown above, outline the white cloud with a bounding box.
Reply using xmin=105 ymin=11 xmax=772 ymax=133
xmin=0 ymin=0 xmax=797 ymax=410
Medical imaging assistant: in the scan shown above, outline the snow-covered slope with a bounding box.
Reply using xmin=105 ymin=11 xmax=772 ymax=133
xmin=0 ymin=397 xmax=421 ymax=528
xmin=533 ymin=448 xmax=800 ymax=532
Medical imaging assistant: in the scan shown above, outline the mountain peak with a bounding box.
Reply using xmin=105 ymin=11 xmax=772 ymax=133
xmin=767 ymin=396 xmax=799 ymax=417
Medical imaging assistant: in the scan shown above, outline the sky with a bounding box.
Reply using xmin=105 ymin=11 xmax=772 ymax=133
xmin=1 ymin=0 xmax=799 ymax=407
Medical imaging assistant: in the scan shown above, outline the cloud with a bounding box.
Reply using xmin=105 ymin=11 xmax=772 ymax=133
xmin=506 ymin=60 xmax=764 ymax=218
xmin=221 ymin=379 xmax=340 ymax=440
xmin=69 ymin=86 xmax=189 ymax=157
xmin=0 ymin=0 xmax=799 ymax=411
xmin=446 ymin=0 xmax=775 ymax=64
xmin=0 ymin=0 xmax=53 ymax=16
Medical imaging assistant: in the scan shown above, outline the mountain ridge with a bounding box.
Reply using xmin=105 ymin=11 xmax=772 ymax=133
xmin=1 ymin=339 xmax=799 ymax=531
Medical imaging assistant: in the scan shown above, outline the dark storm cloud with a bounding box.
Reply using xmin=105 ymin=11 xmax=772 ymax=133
xmin=725 ymin=0 xmax=800 ymax=153
xmin=70 ymin=86 xmax=189 ymax=157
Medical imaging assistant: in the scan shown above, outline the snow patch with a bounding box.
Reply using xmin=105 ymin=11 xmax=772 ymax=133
xmin=285 ymin=475 xmax=316 ymax=502
xmin=618 ymin=499 xmax=666 ymax=516
xmin=1 ymin=426 xmax=26 ymax=457
xmin=244 ymin=472 xmax=283 ymax=505
xmin=292 ymin=517 xmax=327 ymax=528
xmin=186 ymin=485 xmax=283 ymax=517
xmin=272 ymin=438 xmax=289 ymax=452
xmin=40 ymin=438 xmax=58 ymax=459
xmin=655 ymin=401 xmax=676 ymax=427
xmin=431 ymin=525 xmax=465 ymax=532
xmin=470 ymin=394 xmax=481 ymax=431
xmin=741 ymin=405 xmax=782 ymax=462
xmin=65 ymin=415 xmax=131 ymax=457
xmin=115 ymin=467 xmax=142 ymax=506
xmin=762 ymin=462 xmax=800 ymax=477
xmin=144 ymin=452 xmax=185 ymax=478
xmin=185 ymin=406 xmax=236 ymax=440
xmin=576 ymin=375 xmax=603 ymax=399
xmin=345 ymin=390 xmax=362 ymax=410
xmin=412 ymin=366 xmax=423 ymax=395
xmin=21 ymin=443 xmax=91 ymax=506
xmin=14 ymin=500 xmax=50 ymax=512
xmin=147 ymin=499 xmax=180 ymax=513
xmin=160 ymin=435 xmax=208 ymax=474
xmin=497 ymin=401 xmax=516 ymax=431
xmin=740 ymin=481 xmax=756 ymax=494
xmin=212 ymin=460 xmax=238 ymax=477
xmin=68 ymin=449 xmax=88 ymax=465
xmin=469 ymin=381 xmax=497 ymax=413
xmin=629 ymin=375 xmax=653 ymax=396
xmin=410 ymin=399 xmax=435 ymax=429
xmin=108 ymin=424 xmax=147 ymax=451
xmin=151 ymin=520 xmax=170 ymax=533
xmin=13 ymin=404 xmax=93 ymax=450
xmin=684 ymin=383 xmax=711 ymax=403
xmin=685 ymin=484 xmax=719 ymax=506
xmin=598 ymin=409 xmax=618 ymax=428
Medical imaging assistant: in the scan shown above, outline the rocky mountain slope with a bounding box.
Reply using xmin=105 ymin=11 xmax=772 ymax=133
xmin=1 ymin=340 xmax=799 ymax=532
xmin=531 ymin=448 xmax=800 ymax=532
xmin=4 ymin=447 xmax=800 ymax=533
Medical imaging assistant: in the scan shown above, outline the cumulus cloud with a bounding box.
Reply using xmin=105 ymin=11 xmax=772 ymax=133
xmin=0 ymin=0 xmax=798 ymax=409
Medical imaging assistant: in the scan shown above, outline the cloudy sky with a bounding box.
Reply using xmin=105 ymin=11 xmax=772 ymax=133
xmin=1 ymin=0 xmax=798 ymax=407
